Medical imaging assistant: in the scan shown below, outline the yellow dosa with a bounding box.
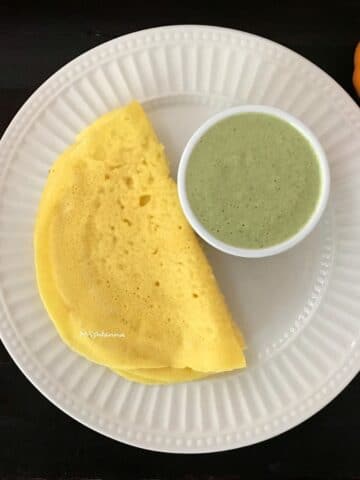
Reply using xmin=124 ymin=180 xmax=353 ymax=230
xmin=34 ymin=101 xmax=246 ymax=383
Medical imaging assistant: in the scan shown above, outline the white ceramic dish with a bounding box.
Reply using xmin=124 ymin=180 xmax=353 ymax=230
xmin=0 ymin=25 xmax=359 ymax=453
xmin=178 ymin=105 xmax=330 ymax=258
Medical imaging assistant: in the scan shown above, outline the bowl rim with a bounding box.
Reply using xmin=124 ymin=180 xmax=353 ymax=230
xmin=177 ymin=104 xmax=330 ymax=258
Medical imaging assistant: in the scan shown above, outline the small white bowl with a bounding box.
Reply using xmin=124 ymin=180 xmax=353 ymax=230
xmin=177 ymin=105 xmax=330 ymax=258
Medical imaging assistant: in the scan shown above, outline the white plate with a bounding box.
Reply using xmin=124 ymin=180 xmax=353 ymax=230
xmin=0 ymin=25 xmax=359 ymax=453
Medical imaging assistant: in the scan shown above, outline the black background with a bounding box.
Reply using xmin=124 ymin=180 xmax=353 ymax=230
xmin=0 ymin=2 xmax=359 ymax=479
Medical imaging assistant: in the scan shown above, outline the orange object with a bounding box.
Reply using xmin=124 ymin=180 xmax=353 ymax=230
xmin=353 ymin=42 xmax=360 ymax=96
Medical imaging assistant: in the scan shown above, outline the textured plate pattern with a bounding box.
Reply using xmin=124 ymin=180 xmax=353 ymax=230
xmin=0 ymin=26 xmax=359 ymax=452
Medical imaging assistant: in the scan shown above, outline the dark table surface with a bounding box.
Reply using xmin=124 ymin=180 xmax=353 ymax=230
xmin=0 ymin=2 xmax=359 ymax=479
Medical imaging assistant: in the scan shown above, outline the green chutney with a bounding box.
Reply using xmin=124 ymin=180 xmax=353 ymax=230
xmin=186 ymin=113 xmax=321 ymax=249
